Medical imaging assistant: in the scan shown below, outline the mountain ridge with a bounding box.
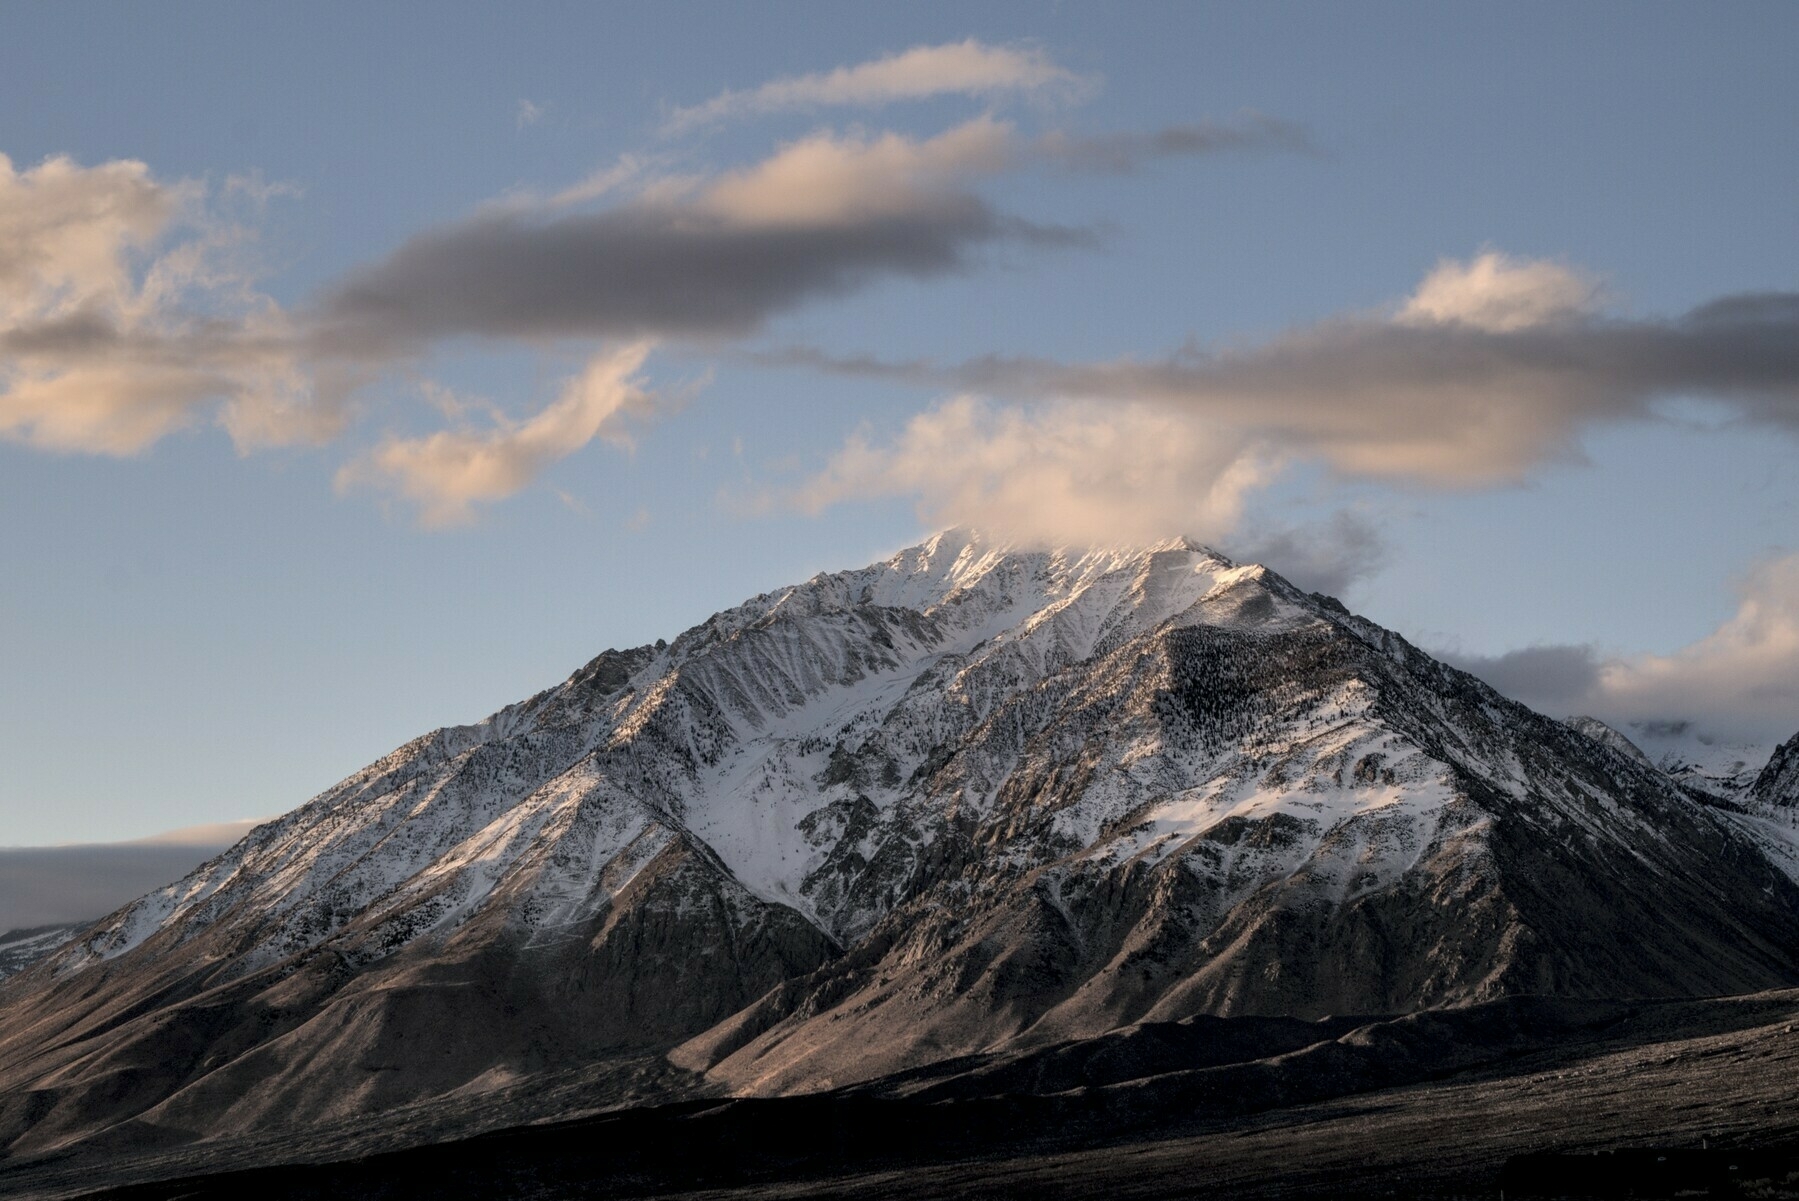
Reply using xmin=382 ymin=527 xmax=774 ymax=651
xmin=2 ymin=528 xmax=1796 ymax=1170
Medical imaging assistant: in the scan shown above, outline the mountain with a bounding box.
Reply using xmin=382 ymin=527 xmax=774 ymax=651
xmin=1561 ymin=715 xmax=1653 ymax=767
xmin=0 ymin=924 xmax=87 ymax=981
xmin=3 ymin=530 xmax=1797 ymax=1175
xmin=1609 ymin=718 xmax=1773 ymax=805
xmin=1757 ymin=732 xmax=1799 ymax=808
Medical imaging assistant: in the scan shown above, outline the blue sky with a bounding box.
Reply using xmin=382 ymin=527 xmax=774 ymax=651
xmin=3 ymin=2 xmax=1797 ymax=845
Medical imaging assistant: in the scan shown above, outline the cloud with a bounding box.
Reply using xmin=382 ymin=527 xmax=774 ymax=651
xmin=1442 ymin=643 xmax=1604 ymax=713
xmin=543 ymin=155 xmax=650 ymax=208
xmin=785 ymin=252 xmax=1799 ymax=525
xmin=314 ymin=118 xmax=1084 ymax=355
xmin=1594 ymin=552 xmax=1799 ymax=739
xmin=2 ymin=101 xmax=1304 ymax=480
xmin=0 ymin=819 xmax=262 ymax=931
xmin=516 ymin=98 xmax=547 ymax=130
xmin=663 ymin=39 xmax=1093 ymax=133
xmin=322 ymin=110 xmax=1307 ymax=362
xmin=336 ymin=340 xmax=658 ymax=526
xmin=1397 ymin=252 xmax=1603 ymax=332
xmin=0 ymin=152 xmax=334 ymax=456
xmin=1033 ymin=113 xmax=1316 ymax=172
xmin=1447 ymin=553 xmax=1799 ymax=743
xmin=1233 ymin=510 xmax=1387 ymax=598
xmin=796 ymin=394 xmax=1275 ymax=547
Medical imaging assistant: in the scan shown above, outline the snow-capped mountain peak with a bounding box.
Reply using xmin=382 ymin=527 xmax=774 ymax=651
xmin=6 ymin=531 xmax=1797 ymax=1149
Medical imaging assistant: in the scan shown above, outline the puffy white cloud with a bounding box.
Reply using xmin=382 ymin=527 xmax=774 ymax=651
xmin=0 ymin=152 xmax=332 ymax=456
xmin=1397 ymin=251 xmax=1603 ymax=332
xmin=796 ymin=394 xmax=1275 ymax=548
xmin=336 ymin=341 xmax=658 ymax=527
xmin=1596 ymin=553 xmax=1799 ymax=738
xmin=663 ymin=39 xmax=1092 ymax=133
xmin=0 ymin=153 xmax=173 ymax=323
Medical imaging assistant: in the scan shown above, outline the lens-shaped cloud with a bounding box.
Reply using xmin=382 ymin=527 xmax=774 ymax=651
xmin=312 ymin=118 xmax=1089 ymax=357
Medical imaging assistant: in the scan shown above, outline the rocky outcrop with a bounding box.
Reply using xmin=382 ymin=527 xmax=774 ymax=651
xmin=1756 ymin=733 xmax=1799 ymax=808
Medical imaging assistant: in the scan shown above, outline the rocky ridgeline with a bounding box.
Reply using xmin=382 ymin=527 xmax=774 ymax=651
xmin=2 ymin=529 xmax=1796 ymax=1157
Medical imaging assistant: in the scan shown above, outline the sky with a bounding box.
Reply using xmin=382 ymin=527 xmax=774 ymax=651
xmin=2 ymin=1 xmax=1797 ymax=847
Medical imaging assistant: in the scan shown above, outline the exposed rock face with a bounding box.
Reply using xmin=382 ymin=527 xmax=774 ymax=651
xmin=2 ymin=530 xmax=1797 ymax=1156
xmin=1563 ymin=716 xmax=1652 ymax=767
xmin=1758 ymin=733 xmax=1799 ymax=808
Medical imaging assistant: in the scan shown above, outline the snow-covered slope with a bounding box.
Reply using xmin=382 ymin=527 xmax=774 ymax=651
xmin=0 ymin=924 xmax=85 ymax=981
xmin=1621 ymin=719 xmax=1771 ymax=804
xmin=1557 ymin=717 xmax=1799 ymax=888
xmin=3 ymin=530 xmax=1797 ymax=1153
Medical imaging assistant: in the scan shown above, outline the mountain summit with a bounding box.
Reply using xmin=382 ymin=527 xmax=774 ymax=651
xmin=3 ymin=530 xmax=1797 ymax=1157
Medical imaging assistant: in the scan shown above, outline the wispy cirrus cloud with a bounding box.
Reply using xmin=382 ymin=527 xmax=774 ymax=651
xmin=1034 ymin=113 xmax=1316 ymax=171
xmin=662 ymin=39 xmax=1094 ymax=134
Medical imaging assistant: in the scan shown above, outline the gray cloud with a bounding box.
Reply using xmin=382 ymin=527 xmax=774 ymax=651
xmin=1439 ymin=552 xmax=1799 ymax=744
xmin=0 ymin=843 xmax=223 ymax=931
xmin=1233 ymin=510 xmax=1386 ymax=599
xmin=313 ymin=118 xmax=1091 ymax=357
xmin=316 ymin=201 xmax=1079 ymax=355
xmin=0 ymin=819 xmax=263 ymax=931
xmin=777 ymin=255 xmax=1799 ymax=489
xmin=1034 ymin=114 xmax=1315 ymax=172
xmin=1441 ymin=643 xmax=1603 ymax=714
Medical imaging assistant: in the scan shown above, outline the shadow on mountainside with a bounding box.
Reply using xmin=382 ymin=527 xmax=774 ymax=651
xmin=18 ymin=989 xmax=1799 ymax=1201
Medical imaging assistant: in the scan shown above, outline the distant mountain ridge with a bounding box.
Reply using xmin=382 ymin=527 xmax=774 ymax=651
xmin=0 ymin=925 xmax=88 ymax=981
xmin=2 ymin=529 xmax=1796 ymax=1163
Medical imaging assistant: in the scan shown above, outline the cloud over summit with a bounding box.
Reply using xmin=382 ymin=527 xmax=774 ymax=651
xmin=790 ymin=251 xmax=1799 ymax=543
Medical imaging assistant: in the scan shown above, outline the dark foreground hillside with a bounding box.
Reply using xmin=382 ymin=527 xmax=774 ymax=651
xmin=11 ymin=989 xmax=1797 ymax=1201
